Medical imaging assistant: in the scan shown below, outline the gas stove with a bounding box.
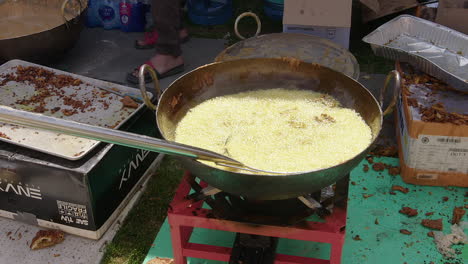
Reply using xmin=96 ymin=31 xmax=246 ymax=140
xmin=167 ymin=171 xmax=348 ymax=264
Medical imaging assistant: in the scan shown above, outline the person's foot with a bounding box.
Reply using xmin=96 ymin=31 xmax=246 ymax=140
xmin=148 ymin=53 xmax=184 ymax=75
xmin=135 ymin=28 xmax=190 ymax=48
xmin=126 ymin=54 xmax=185 ymax=83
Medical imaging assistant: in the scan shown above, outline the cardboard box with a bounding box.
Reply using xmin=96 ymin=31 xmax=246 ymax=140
xmin=436 ymin=0 xmax=468 ymax=34
xmin=282 ymin=0 xmax=352 ymax=49
xmin=0 ymin=108 xmax=161 ymax=239
xmin=360 ymin=0 xmax=419 ymax=22
xmin=395 ymin=65 xmax=468 ymax=187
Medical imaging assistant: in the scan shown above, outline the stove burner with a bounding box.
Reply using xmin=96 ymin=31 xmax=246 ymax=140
xmin=229 ymin=234 xmax=278 ymax=264
xmin=184 ymin=173 xmax=349 ymax=226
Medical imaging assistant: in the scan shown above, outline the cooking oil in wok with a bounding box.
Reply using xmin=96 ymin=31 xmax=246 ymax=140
xmin=174 ymin=89 xmax=372 ymax=173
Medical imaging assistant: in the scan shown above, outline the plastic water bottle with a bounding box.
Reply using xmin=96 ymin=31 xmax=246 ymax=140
xmin=99 ymin=0 xmax=121 ymax=30
xmin=119 ymin=0 xmax=132 ymax=31
xmin=85 ymin=0 xmax=102 ymax=27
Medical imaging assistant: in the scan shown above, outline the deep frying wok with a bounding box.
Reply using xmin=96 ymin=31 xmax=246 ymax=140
xmin=139 ymin=58 xmax=399 ymax=200
xmin=0 ymin=59 xmax=398 ymax=200
xmin=0 ymin=0 xmax=85 ymax=63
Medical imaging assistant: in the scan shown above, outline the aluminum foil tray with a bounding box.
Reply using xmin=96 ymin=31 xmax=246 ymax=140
xmin=215 ymin=33 xmax=360 ymax=80
xmin=0 ymin=59 xmax=152 ymax=160
xmin=363 ymin=15 xmax=468 ymax=93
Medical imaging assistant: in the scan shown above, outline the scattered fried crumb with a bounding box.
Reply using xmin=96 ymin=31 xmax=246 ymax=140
xmin=388 ymin=166 xmax=400 ymax=176
xmin=30 ymin=229 xmax=65 ymax=250
xmin=372 ymin=163 xmax=385 ymax=172
xmin=425 ymin=212 xmax=434 ymax=216
xmin=427 ymin=231 xmax=434 ymax=237
xmin=363 ymin=164 xmax=369 ymax=172
xmin=451 ymin=207 xmax=466 ymax=224
xmin=147 ymin=257 xmax=174 ymax=264
xmin=399 ymin=207 xmax=418 ymax=217
xmin=352 ymin=235 xmax=362 ymax=241
xmin=389 ymin=191 xmax=396 ymax=195
xmin=351 ymin=181 xmax=356 ymax=185
xmin=375 ymin=219 xmax=379 ymax=225
xmin=366 ymin=156 xmax=374 ymax=164
xmin=363 ymin=187 xmax=368 ymax=191
xmin=53 ymin=254 xmax=60 ymax=257
xmin=120 ymin=96 xmax=139 ymax=109
xmin=421 ymin=219 xmax=443 ymax=230
xmin=442 ymin=196 xmax=449 ymax=202
xmin=0 ymin=132 xmax=11 ymax=140
xmin=391 ymin=185 xmax=409 ymax=194
xmin=400 ymin=229 xmax=412 ymax=235
xmin=363 ymin=194 xmax=374 ymax=199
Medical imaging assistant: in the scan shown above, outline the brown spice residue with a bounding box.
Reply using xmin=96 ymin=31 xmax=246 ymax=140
xmin=399 ymin=207 xmax=418 ymax=217
xmin=400 ymin=229 xmax=412 ymax=235
xmin=391 ymin=185 xmax=409 ymax=194
xmin=362 ymin=194 xmax=374 ymax=199
xmin=451 ymin=207 xmax=466 ymax=225
xmin=425 ymin=212 xmax=434 ymax=216
xmin=421 ymin=219 xmax=443 ymax=230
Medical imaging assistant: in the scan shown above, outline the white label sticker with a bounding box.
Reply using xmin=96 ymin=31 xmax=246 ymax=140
xmin=57 ymin=200 xmax=89 ymax=226
xmin=408 ymin=135 xmax=468 ymax=173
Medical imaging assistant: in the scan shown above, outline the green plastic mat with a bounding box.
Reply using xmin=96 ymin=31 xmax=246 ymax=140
xmin=144 ymin=157 xmax=467 ymax=264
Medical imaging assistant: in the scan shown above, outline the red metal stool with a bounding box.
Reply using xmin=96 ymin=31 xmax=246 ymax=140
xmin=168 ymin=172 xmax=347 ymax=264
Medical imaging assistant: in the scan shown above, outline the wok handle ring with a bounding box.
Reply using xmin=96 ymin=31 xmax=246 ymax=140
xmin=138 ymin=64 xmax=161 ymax=111
xmin=379 ymin=70 xmax=401 ymax=116
xmin=61 ymin=0 xmax=83 ymax=27
xmin=234 ymin=12 xmax=262 ymax=40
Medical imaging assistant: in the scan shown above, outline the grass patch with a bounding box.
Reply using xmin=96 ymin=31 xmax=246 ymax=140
xmin=101 ymin=156 xmax=184 ymax=264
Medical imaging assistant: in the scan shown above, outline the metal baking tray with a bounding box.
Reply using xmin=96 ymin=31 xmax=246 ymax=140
xmin=0 ymin=59 xmax=152 ymax=160
xmin=363 ymin=15 xmax=468 ymax=93
xmin=215 ymin=33 xmax=360 ymax=80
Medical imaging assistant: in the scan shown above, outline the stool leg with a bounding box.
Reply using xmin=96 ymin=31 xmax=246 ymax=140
xmin=329 ymin=236 xmax=344 ymax=264
xmin=169 ymin=222 xmax=188 ymax=264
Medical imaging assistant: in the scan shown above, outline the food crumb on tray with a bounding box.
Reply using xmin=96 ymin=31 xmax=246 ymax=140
xmin=120 ymin=96 xmax=139 ymax=109
xmin=352 ymin=235 xmax=362 ymax=241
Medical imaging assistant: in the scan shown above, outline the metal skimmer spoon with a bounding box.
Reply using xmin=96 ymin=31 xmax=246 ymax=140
xmin=0 ymin=106 xmax=284 ymax=175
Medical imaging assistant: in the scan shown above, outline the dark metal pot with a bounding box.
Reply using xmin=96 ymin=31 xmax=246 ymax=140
xmin=0 ymin=0 xmax=85 ymax=64
xmin=215 ymin=12 xmax=360 ymax=80
xmin=139 ymin=58 xmax=399 ymax=200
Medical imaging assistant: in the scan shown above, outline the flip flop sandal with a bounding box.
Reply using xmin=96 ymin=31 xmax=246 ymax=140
xmin=135 ymin=31 xmax=191 ymax=49
xmin=135 ymin=31 xmax=159 ymax=50
xmin=126 ymin=61 xmax=185 ymax=84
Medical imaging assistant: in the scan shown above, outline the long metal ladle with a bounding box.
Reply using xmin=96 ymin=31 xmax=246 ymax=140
xmin=0 ymin=105 xmax=283 ymax=175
